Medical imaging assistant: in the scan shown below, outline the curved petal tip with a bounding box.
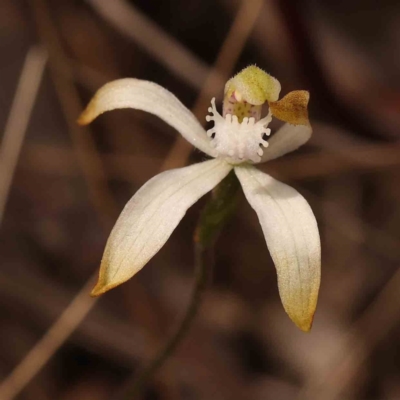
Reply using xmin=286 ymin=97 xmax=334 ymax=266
xmin=280 ymin=266 xmax=319 ymax=332
xmin=77 ymin=101 xmax=97 ymax=126
xmin=90 ymin=284 xmax=105 ymax=297
xmin=90 ymin=276 xmax=121 ymax=297
xmin=76 ymin=113 xmax=90 ymax=126
xmin=289 ymin=310 xmax=315 ymax=332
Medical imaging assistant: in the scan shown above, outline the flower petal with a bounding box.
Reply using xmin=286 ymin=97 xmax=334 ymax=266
xmin=269 ymin=90 xmax=310 ymax=126
xmin=92 ymin=159 xmax=232 ymax=296
xmin=235 ymin=165 xmax=320 ymax=331
xmin=258 ymin=123 xmax=312 ymax=163
xmin=78 ymin=78 xmax=216 ymax=157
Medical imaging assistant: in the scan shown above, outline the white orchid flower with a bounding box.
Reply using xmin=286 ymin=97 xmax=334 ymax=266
xmin=78 ymin=66 xmax=320 ymax=332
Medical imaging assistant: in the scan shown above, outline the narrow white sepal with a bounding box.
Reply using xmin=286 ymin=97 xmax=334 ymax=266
xmin=92 ymin=159 xmax=232 ymax=295
xmin=78 ymin=78 xmax=217 ymax=157
xmin=257 ymin=123 xmax=312 ymax=164
xmin=234 ymin=164 xmax=320 ymax=331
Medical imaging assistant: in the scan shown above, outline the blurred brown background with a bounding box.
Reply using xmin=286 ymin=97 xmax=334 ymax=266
xmin=1 ymin=0 xmax=400 ymax=399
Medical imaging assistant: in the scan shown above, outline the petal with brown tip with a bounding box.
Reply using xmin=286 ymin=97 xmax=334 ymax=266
xmin=91 ymin=159 xmax=232 ymax=296
xmin=234 ymin=164 xmax=320 ymax=332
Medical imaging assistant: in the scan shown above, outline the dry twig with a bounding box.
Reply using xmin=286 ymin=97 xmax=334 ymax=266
xmin=0 ymin=46 xmax=47 ymax=226
xmin=0 ymin=0 xmax=120 ymax=396
xmin=87 ymin=0 xmax=210 ymax=91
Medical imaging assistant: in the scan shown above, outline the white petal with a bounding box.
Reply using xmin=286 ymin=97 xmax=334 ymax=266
xmin=258 ymin=123 xmax=312 ymax=163
xmin=92 ymin=159 xmax=232 ymax=296
xmin=235 ymin=165 xmax=320 ymax=331
xmin=78 ymin=78 xmax=216 ymax=157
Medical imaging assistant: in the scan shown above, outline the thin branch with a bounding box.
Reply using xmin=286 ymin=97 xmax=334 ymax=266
xmin=276 ymin=0 xmax=383 ymax=141
xmin=0 ymin=277 xmax=97 ymax=400
xmin=30 ymin=0 xmax=119 ymax=225
xmin=87 ymin=0 xmax=210 ymax=91
xmin=220 ymin=0 xmax=298 ymax=83
xmin=0 ymin=45 xmax=48 ymax=226
xmin=0 ymin=0 xmax=123 ymax=396
xmin=0 ymin=257 xmax=251 ymax=399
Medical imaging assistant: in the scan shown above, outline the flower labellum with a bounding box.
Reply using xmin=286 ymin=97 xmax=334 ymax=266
xmin=269 ymin=90 xmax=310 ymax=126
xmin=78 ymin=65 xmax=321 ymax=332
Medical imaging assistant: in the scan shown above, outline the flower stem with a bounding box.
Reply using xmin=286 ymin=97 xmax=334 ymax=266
xmin=115 ymin=171 xmax=240 ymax=399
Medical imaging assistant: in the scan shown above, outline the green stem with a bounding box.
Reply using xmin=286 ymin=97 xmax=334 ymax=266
xmin=115 ymin=171 xmax=240 ymax=399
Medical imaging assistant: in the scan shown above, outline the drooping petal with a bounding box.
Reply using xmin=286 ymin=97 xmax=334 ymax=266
xmin=258 ymin=123 xmax=312 ymax=163
xmin=78 ymin=78 xmax=216 ymax=157
xmin=235 ymin=165 xmax=320 ymax=332
xmin=92 ymin=159 xmax=232 ymax=296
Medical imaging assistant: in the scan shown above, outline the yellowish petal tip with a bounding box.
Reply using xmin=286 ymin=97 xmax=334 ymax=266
xmin=287 ymin=305 xmax=316 ymax=332
xmin=77 ymin=107 xmax=93 ymax=126
xmin=76 ymin=114 xmax=88 ymax=126
xmin=295 ymin=314 xmax=314 ymax=333
xmin=90 ymin=277 xmax=121 ymax=297
xmin=90 ymin=284 xmax=106 ymax=297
